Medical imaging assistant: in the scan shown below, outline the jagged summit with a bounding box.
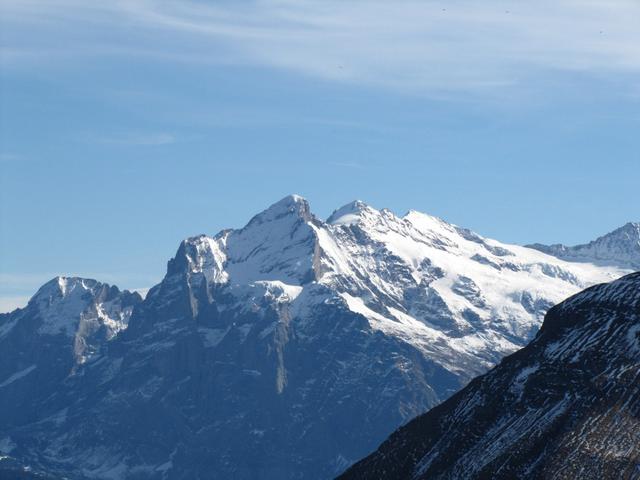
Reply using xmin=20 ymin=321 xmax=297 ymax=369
xmin=327 ymin=200 xmax=375 ymax=225
xmin=0 ymin=276 xmax=141 ymax=368
xmin=529 ymin=221 xmax=640 ymax=269
xmin=30 ymin=276 xmax=92 ymax=301
xmin=244 ymin=194 xmax=313 ymax=226
xmin=162 ymin=195 xmax=318 ymax=288
xmin=24 ymin=276 xmax=141 ymax=339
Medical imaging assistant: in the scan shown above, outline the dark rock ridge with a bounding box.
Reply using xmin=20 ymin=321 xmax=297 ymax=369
xmin=339 ymin=272 xmax=640 ymax=480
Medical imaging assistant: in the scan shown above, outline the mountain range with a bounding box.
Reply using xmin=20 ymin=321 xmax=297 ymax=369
xmin=340 ymin=271 xmax=640 ymax=479
xmin=0 ymin=195 xmax=637 ymax=479
xmin=529 ymin=222 xmax=640 ymax=270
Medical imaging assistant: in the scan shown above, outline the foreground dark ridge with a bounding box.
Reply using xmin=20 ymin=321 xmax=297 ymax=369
xmin=339 ymin=272 xmax=640 ymax=480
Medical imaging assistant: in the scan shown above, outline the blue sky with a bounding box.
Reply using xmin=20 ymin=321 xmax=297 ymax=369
xmin=1 ymin=0 xmax=639 ymax=311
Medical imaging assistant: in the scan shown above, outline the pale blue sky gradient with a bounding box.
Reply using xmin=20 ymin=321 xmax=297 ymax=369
xmin=1 ymin=1 xmax=639 ymax=311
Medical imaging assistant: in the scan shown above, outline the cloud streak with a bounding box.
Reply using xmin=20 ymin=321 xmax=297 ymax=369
xmin=0 ymin=153 xmax=22 ymax=162
xmin=329 ymin=161 xmax=366 ymax=170
xmin=89 ymin=132 xmax=176 ymax=146
xmin=2 ymin=0 xmax=640 ymax=97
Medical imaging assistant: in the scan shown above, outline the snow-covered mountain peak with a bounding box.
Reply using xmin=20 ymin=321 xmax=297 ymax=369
xmin=162 ymin=195 xmax=319 ymax=289
xmin=327 ymin=200 xmax=376 ymax=226
xmin=403 ymin=209 xmax=448 ymax=226
xmin=167 ymin=234 xmax=228 ymax=280
xmin=611 ymin=221 xmax=640 ymax=249
xmin=147 ymin=197 xmax=320 ymax=320
xmin=155 ymin=197 xmax=630 ymax=353
xmin=31 ymin=276 xmax=86 ymax=301
xmin=318 ymin=203 xmax=626 ymax=353
xmin=245 ymin=194 xmax=313 ymax=226
xmin=0 ymin=277 xmax=142 ymax=368
xmin=403 ymin=210 xmax=467 ymax=243
xmin=28 ymin=277 xmax=141 ymax=341
xmin=31 ymin=276 xmax=101 ymax=316
xmin=528 ymin=221 xmax=640 ymax=269
xmin=227 ymin=196 xmax=316 ymax=286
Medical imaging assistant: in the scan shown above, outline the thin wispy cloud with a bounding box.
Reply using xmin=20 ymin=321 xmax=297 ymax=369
xmin=88 ymin=132 xmax=176 ymax=146
xmin=2 ymin=1 xmax=640 ymax=97
xmin=0 ymin=273 xmax=56 ymax=296
xmin=329 ymin=161 xmax=366 ymax=170
xmin=0 ymin=153 xmax=22 ymax=162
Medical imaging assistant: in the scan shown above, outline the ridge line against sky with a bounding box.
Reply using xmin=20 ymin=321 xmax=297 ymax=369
xmin=0 ymin=194 xmax=636 ymax=314
xmin=1 ymin=0 xmax=638 ymax=312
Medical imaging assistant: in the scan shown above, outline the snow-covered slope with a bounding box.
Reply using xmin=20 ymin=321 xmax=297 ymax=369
xmin=340 ymin=272 xmax=640 ymax=480
xmin=318 ymin=199 xmax=627 ymax=366
xmin=529 ymin=222 xmax=640 ymax=269
xmin=0 ymin=196 xmax=631 ymax=479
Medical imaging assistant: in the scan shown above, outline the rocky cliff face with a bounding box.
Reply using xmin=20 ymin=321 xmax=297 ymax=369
xmin=0 ymin=196 xmax=630 ymax=479
xmin=340 ymin=272 xmax=640 ymax=480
